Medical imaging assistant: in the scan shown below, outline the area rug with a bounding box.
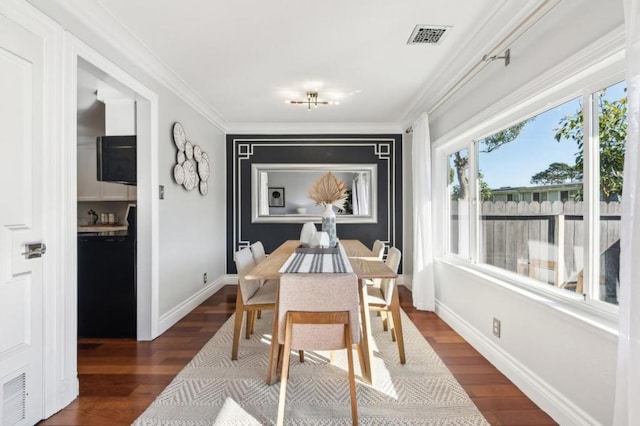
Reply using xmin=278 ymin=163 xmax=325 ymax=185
xmin=133 ymin=309 xmax=488 ymax=425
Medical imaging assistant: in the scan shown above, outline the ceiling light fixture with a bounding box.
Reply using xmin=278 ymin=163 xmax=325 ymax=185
xmin=286 ymin=91 xmax=339 ymax=110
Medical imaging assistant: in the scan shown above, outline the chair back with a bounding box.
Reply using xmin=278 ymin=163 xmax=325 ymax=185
xmin=234 ymin=247 xmax=260 ymax=303
xmin=250 ymin=241 xmax=267 ymax=264
xmin=372 ymin=239 xmax=385 ymax=260
xmin=278 ymin=273 xmax=360 ymax=350
xmin=380 ymin=247 xmax=401 ymax=305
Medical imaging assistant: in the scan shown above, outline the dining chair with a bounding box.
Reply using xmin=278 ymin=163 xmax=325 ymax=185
xmin=276 ymin=273 xmax=361 ymax=426
xmin=231 ymin=247 xmax=277 ymax=360
xmin=371 ymin=239 xmax=385 ymax=260
xmin=249 ymin=241 xmax=268 ymax=320
xmin=365 ymin=247 xmax=405 ymax=364
xmin=250 ymin=241 xmax=267 ymax=264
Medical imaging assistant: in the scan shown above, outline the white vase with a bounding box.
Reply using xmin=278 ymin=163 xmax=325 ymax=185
xmin=321 ymin=203 xmax=337 ymax=247
xmin=299 ymin=222 xmax=317 ymax=246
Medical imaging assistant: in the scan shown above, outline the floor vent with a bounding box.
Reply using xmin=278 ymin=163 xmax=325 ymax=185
xmin=3 ymin=373 xmax=26 ymax=425
xmin=407 ymin=25 xmax=449 ymax=45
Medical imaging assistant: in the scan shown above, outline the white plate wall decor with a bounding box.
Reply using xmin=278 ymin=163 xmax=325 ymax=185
xmin=171 ymin=121 xmax=210 ymax=195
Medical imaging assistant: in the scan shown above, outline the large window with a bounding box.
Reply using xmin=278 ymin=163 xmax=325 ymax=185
xmin=446 ymin=80 xmax=627 ymax=306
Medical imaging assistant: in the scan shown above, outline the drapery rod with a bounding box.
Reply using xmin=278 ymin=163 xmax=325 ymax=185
xmin=426 ymin=0 xmax=560 ymax=116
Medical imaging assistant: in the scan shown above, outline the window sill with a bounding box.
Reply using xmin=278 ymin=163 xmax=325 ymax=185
xmin=435 ymin=254 xmax=619 ymax=337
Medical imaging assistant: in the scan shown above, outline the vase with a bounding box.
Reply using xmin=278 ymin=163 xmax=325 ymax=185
xmin=321 ymin=203 xmax=337 ymax=247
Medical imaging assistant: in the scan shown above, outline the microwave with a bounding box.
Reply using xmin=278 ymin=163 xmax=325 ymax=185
xmin=96 ymin=135 xmax=136 ymax=185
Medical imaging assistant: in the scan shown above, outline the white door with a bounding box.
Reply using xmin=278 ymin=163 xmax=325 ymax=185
xmin=0 ymin=12 xmax=45 ymax=426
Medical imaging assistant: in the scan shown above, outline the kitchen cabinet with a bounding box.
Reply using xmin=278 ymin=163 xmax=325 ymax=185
xmin=77 ymin=142 xmax=136 ymax=201
xmin=77 ymin=233 xmax=136 ymax=338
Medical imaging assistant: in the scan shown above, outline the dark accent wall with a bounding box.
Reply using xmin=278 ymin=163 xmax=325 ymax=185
xmin=226 ymin=135 xmax=403 ymax=273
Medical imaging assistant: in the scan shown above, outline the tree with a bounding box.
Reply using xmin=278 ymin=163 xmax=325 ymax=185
xmin=450 ymin=119 xmax=533 ymax=202
xmin=554 ymin=89 xmax=627 ymax=202
xmin=480 ymin=120 xmax=532 ymax=153
xmin=530 ymin=162 xmax=581 ymax=185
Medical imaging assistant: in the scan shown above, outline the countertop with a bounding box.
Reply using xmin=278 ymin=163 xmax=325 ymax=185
xmin=78 ymin=224 xmax=128 ymax=233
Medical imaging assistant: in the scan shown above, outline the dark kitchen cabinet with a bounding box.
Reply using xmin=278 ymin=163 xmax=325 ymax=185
xmin=77 ymin=234 xmax=136 ymax=338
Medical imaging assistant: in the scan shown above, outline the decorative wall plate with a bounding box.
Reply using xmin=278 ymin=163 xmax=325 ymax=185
xmin=197 ymin=157 xmax=210 ymax=181
xmin=199 ymin=180 xmax=208 ymax=195
xmin=185 ymin=141 xmax=194 ymax=160
xmin=172 ymin=122 xmax=186 ymax=151
xmin=182 ymin=160 xmax=197 ymax=191
xmin=173 ymin=163 xmax=185 ymax=185
xmin=193 ymin=145 xmax=202 ymax=162
xmin=201 ymin=152 xmax=209 ymax=162
xmin=177 ymin=150 xmax=185 ymax=165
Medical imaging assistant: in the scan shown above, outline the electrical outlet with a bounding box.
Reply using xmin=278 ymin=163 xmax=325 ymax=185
xmin=159 ymin=185 xmax=165 ymax=200
xmin=492 ymin=318 xmax=501 ymax=338
xmin=203 ymin=272 xmax=207 ymax=284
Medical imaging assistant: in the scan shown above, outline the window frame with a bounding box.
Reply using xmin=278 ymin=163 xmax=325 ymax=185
xmin=434 ymin=52 xmax=625 ymax=321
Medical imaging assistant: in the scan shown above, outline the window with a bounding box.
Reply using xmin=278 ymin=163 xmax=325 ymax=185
xmin=449 ymin=149 xmax=470 ymax=258
xmin=445 ymin=79 xmax=626 ymax=306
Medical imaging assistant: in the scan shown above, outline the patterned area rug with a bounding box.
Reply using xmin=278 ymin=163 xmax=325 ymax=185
xmin=134 ymin=309 xmax=488 ymax=425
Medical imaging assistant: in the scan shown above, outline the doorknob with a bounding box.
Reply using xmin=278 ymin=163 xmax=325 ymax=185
xmin=22 ymin=242 xmax=47 ymax=259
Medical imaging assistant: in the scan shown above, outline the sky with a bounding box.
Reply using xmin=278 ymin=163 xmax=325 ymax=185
xmin=476 ymin=80 xmax=627 ymax=189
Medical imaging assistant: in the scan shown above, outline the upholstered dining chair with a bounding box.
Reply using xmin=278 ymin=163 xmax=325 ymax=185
xmin=276 ymin=273 xmax=361 ymax=426
xmin=371 ymin=239 xmax=385 ymax=260
xmin=231 ymin=247 xmax=277 ymax=360
xmin=250 ymin=241 xmax=267 ymax=264
xmin=365 ymin=247 xmax=405 ymax=364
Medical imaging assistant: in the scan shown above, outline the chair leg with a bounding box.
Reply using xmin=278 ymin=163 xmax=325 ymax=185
xmin=257 ymin=309 xmax=262 ymax=319
xmin=299 ymin=350 xmax=304 ymax=363
xmin=246 ymin=311 xmax=257 ymax=338
xmin=390 ymin=292 xmax=406 ymax=364
xmin=381 ymin=311 xmax=389 ymax=331
xmin=355 ymin=342 xmax=366 ymax=377
xmin=387 ymin=310 xmax=396 ymax=342
xmin=277 ymin=318 xmax=294 ymax=426
xmin=231 ymin=287 xmax=245 ymax=360
xmin=344 ymin=324 xmax=358 ymax=425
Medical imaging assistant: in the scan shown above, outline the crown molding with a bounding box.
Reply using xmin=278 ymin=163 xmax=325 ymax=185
xmin=401 ymin=0 xmax=549 ymax=128
xmin=42 ymin=0 xmax=229 ymax=132
xmin=226 ymin=122 xmax=403 ymax=135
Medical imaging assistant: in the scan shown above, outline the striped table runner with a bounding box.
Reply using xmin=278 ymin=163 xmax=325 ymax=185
xmin=279 ymin=243 xmax=353 ymax=273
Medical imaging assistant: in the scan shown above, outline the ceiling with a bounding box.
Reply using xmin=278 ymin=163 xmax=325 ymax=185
xmin=82 ymin=0 xmax=536 ymax=132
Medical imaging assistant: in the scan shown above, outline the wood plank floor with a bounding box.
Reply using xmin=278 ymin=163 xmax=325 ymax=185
xmin=39 ymin=285 xmax=557 ymax=425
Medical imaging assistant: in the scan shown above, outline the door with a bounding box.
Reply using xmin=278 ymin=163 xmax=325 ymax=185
xmin=0 ymin=12 xmax=46 ymax=425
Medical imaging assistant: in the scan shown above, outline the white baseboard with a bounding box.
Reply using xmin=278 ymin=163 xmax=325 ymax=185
xmin=397 ymin=274 xmax=411 ymax=290
xmin=158 ymin=276 xmax=230 ymax=335
xmin=435 ymin=300 xmax=601 ymax=426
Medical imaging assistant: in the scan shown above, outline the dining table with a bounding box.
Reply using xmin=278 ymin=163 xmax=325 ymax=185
xmin=244 ymin=239 xmax=398 ymax=386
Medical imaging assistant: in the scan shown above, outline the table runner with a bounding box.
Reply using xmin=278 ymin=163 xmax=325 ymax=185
xmin=279 ymin=242 xmax=353 ymax=273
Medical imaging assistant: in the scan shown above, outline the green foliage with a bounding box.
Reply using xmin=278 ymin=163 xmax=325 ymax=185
xmin=479 ymin=119 xmax=533 ymax=153
xmin=554 ymin=89 xmax=627 ymax=202
xmin=530 ymin=162 xmax=581 ymax=185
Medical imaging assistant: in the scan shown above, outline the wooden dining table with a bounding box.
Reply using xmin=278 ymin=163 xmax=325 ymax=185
xmin=244 ymin=239 xmax=398 ymax=385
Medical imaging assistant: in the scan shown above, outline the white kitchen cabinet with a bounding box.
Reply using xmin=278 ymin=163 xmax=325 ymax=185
xmin=77 ymin=143 xmax=132 ymax=201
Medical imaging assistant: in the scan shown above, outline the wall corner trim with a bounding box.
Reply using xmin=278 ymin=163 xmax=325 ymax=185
xmin=435 ymin=300 xmax=601 ymax=426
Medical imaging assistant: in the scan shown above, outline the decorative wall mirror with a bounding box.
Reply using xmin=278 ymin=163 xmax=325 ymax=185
xmin=251 ymin=164 xmax=378 ymax=223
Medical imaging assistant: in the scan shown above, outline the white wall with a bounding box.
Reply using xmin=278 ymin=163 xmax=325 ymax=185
xmin=28 ymin=1 xmax=228 ymax=319
xmin=424 ymin=1 xmax=624 ymax=424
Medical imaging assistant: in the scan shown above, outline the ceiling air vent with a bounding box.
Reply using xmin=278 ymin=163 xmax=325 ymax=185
xmin=407 ymin=25 xmax=449 ymax=45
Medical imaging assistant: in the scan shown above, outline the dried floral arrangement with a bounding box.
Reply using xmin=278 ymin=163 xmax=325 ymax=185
xmin=308 ymin=172 xmax=349 ymax=210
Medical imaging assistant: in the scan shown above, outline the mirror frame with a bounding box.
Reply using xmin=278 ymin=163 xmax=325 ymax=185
xmin=251 ymin=163 xmax=378 ymax=224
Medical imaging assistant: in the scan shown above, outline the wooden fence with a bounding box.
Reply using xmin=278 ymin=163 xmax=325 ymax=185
xmin=451 ymin=200 xmax=620 ymax=293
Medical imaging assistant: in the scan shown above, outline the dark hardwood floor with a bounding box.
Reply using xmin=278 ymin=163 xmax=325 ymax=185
xmin=39 ymin=285 xmax=556 ymax=425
